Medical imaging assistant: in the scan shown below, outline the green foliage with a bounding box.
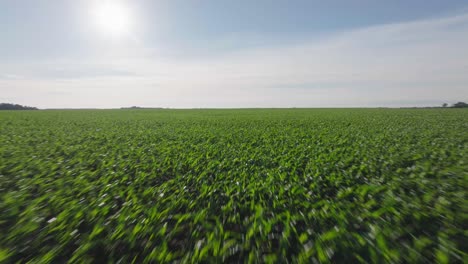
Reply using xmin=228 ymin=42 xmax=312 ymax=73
xmin=452 ymin=102 xmax=468 ymax=108
xmin=0 ymin=108 xmax=467 ymax=263
xmin=0 ymin=103 xmax=38 ymax=110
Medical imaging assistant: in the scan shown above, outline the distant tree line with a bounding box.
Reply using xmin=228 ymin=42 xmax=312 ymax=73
xmin=442 ymin=102 xmax=468 ymax=108
xmin=120 ymin=106 xmax=164 ymax=109
xmin=0 ymin=103 xmax=38 ymax=110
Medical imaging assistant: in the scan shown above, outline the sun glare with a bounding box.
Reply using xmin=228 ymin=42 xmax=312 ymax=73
xmin=93 ymin=1 xmax=132 ymax=36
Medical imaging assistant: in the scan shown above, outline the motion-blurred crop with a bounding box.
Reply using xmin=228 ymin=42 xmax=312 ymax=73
xmin=0 ymin=109 xmax=466 ymax=263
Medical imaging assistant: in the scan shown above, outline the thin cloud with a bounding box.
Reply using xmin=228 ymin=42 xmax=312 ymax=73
xmin=1 ymin=12 xmax=467 ymax=108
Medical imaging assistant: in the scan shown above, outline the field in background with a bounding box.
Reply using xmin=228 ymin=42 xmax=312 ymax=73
xmin=0 ymin=109 xmax=467 ymax=263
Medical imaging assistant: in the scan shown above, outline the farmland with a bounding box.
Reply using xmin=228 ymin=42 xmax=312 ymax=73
xmin=0 ymin=109 xmax=467 ymax=263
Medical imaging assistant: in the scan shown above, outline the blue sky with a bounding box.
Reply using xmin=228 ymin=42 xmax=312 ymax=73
xmin=1 ymin=0 xmax=468 ymax=108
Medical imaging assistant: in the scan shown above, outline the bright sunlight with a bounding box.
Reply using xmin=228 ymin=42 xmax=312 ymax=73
xmin=92 ymin=0 xmax=133 ymax=36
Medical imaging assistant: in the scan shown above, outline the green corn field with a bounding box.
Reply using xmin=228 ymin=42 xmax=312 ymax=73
xmin=0 ymin=108 xmax=467 ymax=263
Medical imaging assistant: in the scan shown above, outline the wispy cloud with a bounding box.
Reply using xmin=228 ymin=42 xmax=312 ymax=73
xmin=1 ymin=12 xmax=467 ymax=108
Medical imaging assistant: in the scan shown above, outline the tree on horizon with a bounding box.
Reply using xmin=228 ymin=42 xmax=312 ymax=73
xmin=452 ymin=102 xmax=468 ymax=108
xmin=0 ymin=103 xmax=38 ymax=110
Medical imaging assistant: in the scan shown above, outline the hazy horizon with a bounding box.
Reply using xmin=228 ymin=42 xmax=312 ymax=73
xmin=1 ymin=0 xmax=468 ymax=108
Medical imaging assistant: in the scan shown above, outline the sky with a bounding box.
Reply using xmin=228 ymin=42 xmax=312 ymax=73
xmin=1 ymin=0 xmax=468 ymax=108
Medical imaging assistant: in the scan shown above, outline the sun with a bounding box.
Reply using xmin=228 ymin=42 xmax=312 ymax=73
xmin=92 ymin=1 xmax=133 ymax=36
